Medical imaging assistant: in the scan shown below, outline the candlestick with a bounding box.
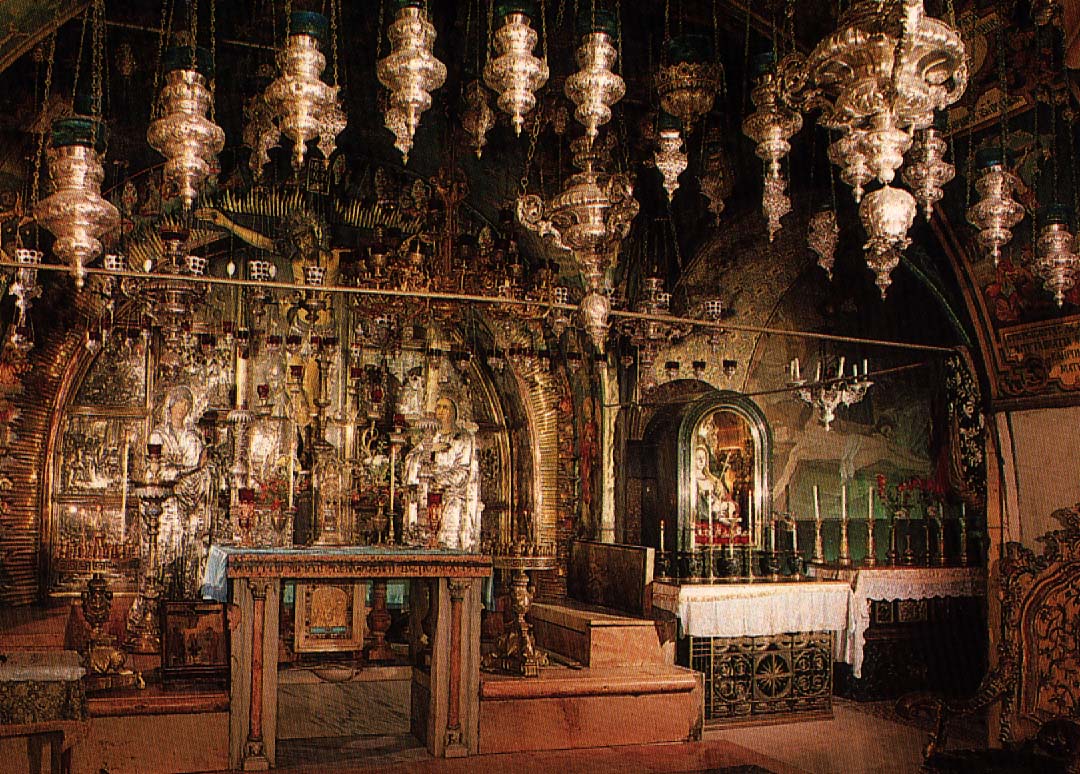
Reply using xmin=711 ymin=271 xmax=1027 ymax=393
xmin=659 ymin=519 xmax=665 ymax=553
xmin=287 ymin=448 xmax=295 ymax=510
xmin=838 ymin=483 xmax=852 ymax=566
xmin=865 ymin=486 xmax=877 ymax=567
xmin=812 ymin=484 xmax=824 ymax=563
xmin=887 ymin=509 xmax=899 ymax=565
xmin=120 ymin=442 xmax=129 ymax=539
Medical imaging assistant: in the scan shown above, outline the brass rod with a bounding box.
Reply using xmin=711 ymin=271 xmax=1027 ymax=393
xmin=0 ymin=260 xmax=958 ymax=354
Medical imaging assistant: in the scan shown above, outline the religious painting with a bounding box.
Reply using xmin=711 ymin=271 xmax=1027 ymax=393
xmin=690 ymin=407 xmax=755 ymax=548
xmin=294 ymin=582 xmax=366 ymax=653
xmin=160 ymin=600 xmax=229 ymax=686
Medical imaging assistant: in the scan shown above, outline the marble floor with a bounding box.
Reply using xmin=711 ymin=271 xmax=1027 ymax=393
xmin=247 ymin=698 xmax=978 ymax=774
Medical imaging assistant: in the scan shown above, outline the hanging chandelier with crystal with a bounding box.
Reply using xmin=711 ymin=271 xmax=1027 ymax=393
xmin=654 ymin=113 xmax=687 ymax=201
xmin=264 ymin=11 xmax=346 ymax=170
xmin=377 ymin=1 xmax=446 ymax=164
xmin=147 ymin=46 xmax=225 ymax=209
xmin=564 ymin=9 xmax=625 ymax=146
xmin=484 ymin=2 xmax=549 ymax=136
xmin=901 ymin=117 xmax=954 ymax=221
xmin=742 ymin=53 xmax=802 ymax=242
xmin=966 ymin=148 xmax=1025 ymax=266
xmin=34 ymin=117 xmax=120 ymax=289
xmin=780 ymin=0 xmax=968 ymax=294
xmin=1034 ymin=205 xmax=1080 ymax=307
xmin=517 ymin=135 xmax=639 ymax=348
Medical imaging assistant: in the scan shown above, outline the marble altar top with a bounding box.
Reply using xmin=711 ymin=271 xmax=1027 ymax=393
xmin=0 ymin=650 xmax=85 ymax=682
xmin=213 ymin=544 xmax=492 ymax=580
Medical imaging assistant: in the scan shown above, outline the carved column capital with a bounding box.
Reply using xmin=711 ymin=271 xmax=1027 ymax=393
xmin=248 ymin=578 xmax=273 ymax=600
xmin=447 ymin=578 xmax=471 ymax=601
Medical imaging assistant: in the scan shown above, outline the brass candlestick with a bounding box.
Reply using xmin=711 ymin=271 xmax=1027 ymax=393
xmin=812 ymin=484 xmax=824 ymax=563
xmin=865 ymin=487 xmax=877 ymax=567
xmin=886 ymin=508 xmax=900 ymax=565
xmin=838 ymin=484 xmax=852 ymax=567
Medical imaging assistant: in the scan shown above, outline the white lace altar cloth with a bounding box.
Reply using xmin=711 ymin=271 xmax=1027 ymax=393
xmin=808 ymin=565 xmax=986 ymax=677
xmin=652 ymin=580 xmax=851 ymax=658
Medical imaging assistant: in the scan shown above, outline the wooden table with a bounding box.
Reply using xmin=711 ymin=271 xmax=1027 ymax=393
xmin=219 ymin=546 xmax=491 ymax=770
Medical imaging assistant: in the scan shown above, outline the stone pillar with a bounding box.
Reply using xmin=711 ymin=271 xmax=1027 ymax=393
xmin=243 ymin=579 xmax=271 ymax=770
xmin=444 ymin=579 xmax=468 ymax=756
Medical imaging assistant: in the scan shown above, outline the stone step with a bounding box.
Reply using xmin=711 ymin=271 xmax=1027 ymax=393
xmin=478 ymin=663 xmax=703 ymax=754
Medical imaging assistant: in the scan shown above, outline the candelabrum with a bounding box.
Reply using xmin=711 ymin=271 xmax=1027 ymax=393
xmin=789 ymin=357 xmax=872 ymax=431
xmin=126 ymin=445 xmax=174 ymax=654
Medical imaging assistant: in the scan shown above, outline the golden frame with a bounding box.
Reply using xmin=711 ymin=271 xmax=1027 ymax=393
xmin=293 ymin=581 xmax=366 ymax=653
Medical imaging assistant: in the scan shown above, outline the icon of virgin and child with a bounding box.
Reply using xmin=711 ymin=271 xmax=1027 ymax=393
xmin=690 ymin=410 xmax=751 ymax=546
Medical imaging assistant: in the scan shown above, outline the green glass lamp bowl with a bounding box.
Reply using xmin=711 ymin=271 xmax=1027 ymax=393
xmin=50 ymin=116 xmax=107 ymax=153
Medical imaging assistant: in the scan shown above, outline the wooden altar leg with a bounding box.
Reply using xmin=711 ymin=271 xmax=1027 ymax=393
xmin=231 ymin=578 xmax=278 ymax=771
xmin=365 ymin=579 xmax=394 ymax=662
xmin=416 ymin=577 xmax=480 ymax=758
xmin=444 ymin=580 xmax=466 ymax=754
xmin=243 ymin=579 xmax=271 ymax=771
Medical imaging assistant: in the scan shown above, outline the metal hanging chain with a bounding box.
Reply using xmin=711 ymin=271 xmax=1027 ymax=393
xmin=92 ymin=0 xmax=106 ymax=120
xmin=519 ymin=107 xmax=543 ymax=193
xmin=741 ymin=0 xmax=752 ymax=116
xmin=663 ymin=0 xmax=670 ymax=45
xmin=189 ymin=0 xmax=199 ymax=71
xmin=555 ymin=0 xmax=565 ymax=32
xmin=210 ymin=0 xmax=217 ymax=121
xmin=713 ymin=0 xmax=726 ymax=102
xmin=486 ymin=0 xmax=494 ymax=64
xmin=376 ymin=0 xmax=384 ymax=66
xmin=615 ymin=0 xmax=623 ymax=75
xmin=71 ymin=7 xmax=90 ymax=108
xmin=540 ymin=0 xmax=549 ymax=63
xmin=150 ymin=0 xmax=174 ymax=121
xmin=784 ymin=0 xmax=795 ymax=56
xmin=330 ymin=0 xmax=339 ymax=87
xmin=31 ymin=31 xmax=57 ymax=209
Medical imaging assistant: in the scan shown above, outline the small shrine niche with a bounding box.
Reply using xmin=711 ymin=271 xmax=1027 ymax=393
xmin=633 ymin=391 xmax=771 ymax=579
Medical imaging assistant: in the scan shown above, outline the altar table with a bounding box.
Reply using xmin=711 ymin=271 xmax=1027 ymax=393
xmin=808 ymin=565 xmax=985 ymax=678
xmin=220 ymin=547 xmax=491 ymax=770
xmin=652 ymin=580 xmax=850 ymax=724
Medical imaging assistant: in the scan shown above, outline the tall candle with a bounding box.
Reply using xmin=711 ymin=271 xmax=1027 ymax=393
xmin=837 ymin=356 xmax=846 ymax=378
xmin=659 ymin=520 xmax=665 ymax=553
xmin=813 ymin=484 xmax=821 ymax=522
xmin=791 ymin=519 xmax=798 ymax=554
xmin=815 ymin=362 xmax=822 ymax=382
xmin=769 ymin=519 xmax=776 ymax=551
xmin=841 ymin=484 xmax=848 ymax=523
xmin=793 ymin=357 xmax=800 ymax=381
xmin=868 ymin=486 xmax=874 ymax=521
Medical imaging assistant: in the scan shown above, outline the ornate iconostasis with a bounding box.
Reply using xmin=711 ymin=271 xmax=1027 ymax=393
xmin=39 ymin=158 xmax=587 ymax=604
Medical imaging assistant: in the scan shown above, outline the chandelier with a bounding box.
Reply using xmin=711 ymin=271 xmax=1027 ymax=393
xmin=790 ymin=356 xmax=872 ymax=431
xmin=966 ymin=148 xmax=1024 ymax=266
xmin=377 ymin=2 xmax=446 ymax=164
xmin=517 ymin=135 xmax=639 ymax=348
xmin=484 ymin=2 xmax=549 ymax=136
xmin=564 ymin=9 xmax=625 ymax=146
xmin=264 ymin=11 xmax=345 ymax=170
xmin=792 ymin=0 xmax=968 ymax=293
xmin=1033 ymin=205 xmax=1080 ymax=307
xmin=653 ymin=113 xmax=687 ymax=201
xmin=742 ymin=54 xmax=801 ymax=242
xmin=147 ymin=46 xmax=225 ymax=209
xmin=33 ymin=117 xmax=120 ymax=289
xmin=698 ymin=130 xmax=731 ymax=224
xmin=655 ymin=33 xmax=722 ymax=131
